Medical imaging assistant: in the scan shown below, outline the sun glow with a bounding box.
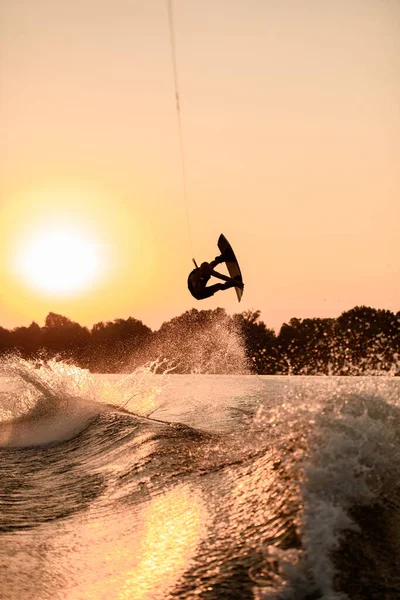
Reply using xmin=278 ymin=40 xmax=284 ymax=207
xmin=15 ymin=228 xmax=105 ymax=296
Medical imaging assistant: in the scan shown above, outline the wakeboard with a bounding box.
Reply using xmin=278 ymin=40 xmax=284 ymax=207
xmin=217 ymin=234 xmax=244 ymax=302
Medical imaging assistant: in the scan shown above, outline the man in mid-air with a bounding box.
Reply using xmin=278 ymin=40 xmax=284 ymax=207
xmin=187 ymin=250 xmax=244 ymax=300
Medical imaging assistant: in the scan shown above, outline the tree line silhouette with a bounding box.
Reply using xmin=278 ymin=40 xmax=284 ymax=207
xmin=0 ymin=306 xmax=398 ymax=375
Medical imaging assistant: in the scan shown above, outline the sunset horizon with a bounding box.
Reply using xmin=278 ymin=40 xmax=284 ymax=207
xmin=1 ymin=0 xmax=398 ymax=340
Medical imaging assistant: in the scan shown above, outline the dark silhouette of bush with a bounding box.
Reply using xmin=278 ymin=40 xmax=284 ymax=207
xmin=40 ymin=312 xmax=91 ymax=364
xmin=0 ymin=326 xmax=12 ymax=355
xmin=335 ymin=306 xmax=399 ymax=373
xmin=276 ymin=307 xmax=399 ymax=375
xmin=10 ymin=322 xmax=42 ymax=359
xmin=87 ymin=317 xmax=153 ymax=373
xmin=277 ymin=317 xmax=337 ymax=374
xmin=232 ymin=310 xmax=277 ymax=374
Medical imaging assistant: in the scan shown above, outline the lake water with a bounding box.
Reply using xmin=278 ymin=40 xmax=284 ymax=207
xmin=1 ymin=357 xmax=400 ymax=599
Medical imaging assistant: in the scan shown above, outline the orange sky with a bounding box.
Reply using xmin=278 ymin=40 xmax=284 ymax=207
xmin=1 ymin=0 xmax=399 ymax=333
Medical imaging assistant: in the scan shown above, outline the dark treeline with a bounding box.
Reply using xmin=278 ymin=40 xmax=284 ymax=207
xmin=0 ymin=306 xmax=399 ymax=375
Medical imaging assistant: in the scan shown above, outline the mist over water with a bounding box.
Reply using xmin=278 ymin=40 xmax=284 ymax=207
xmin=0 ymin=350 xmax=400 ymax=599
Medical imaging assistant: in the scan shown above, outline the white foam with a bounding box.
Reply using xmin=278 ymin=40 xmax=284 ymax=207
xmin=255 ymin=376 xmax=400 ymax=599
xmin=0 ymin=357 xmax=170 ymax=447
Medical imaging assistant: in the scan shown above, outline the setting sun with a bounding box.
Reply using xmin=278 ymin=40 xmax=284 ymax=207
xmin=15 ymin=229 xmax=104 ymax=296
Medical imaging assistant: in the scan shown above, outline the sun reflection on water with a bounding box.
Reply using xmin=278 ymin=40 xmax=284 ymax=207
xmin=120 ymin=484 xmax=208 ymax=599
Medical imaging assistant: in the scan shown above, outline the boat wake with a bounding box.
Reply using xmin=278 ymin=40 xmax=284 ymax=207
xmin=0 ymin=357 xmax=400 ymax=599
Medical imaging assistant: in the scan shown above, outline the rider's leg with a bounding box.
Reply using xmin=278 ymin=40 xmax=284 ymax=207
xmin=201 ymin=281 xmax=238 ymax=298
xmin=210 ymin=270 xmax=244 ymax=288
